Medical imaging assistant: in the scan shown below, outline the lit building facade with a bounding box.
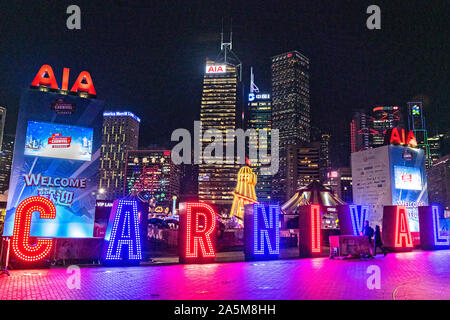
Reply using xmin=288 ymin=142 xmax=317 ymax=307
xmin=286 ymin=142 xmax=320 ymax=198
xmin=124 ymin=150 xmax=180 ymax=208
xmin=319 ymin=133 xmax=331 ymax=183
xmin=247 ymin=68 xmax=272 ymax=203
xmin=198 ymin=33 xmax=241 ymax=213
xmin=327 ymin=167 xmax=352 ymax=203
xmin=371 ymin=105 xmax=402 ymax=147
xmin=351 ymin=106 xmax=403 ymax=152
xmin=0 ymin=134 xmax=14 ymax=194
xmin=271 ymin=51 xmax=310 ymax=203
xmin=99 ymin=111 xmax=140 ymax=200
xmin=0 ymin=107 xmax=6 ymax=152
xmin=427 ymin=155 xmax=450 ymax=216
xmin=428 ymin=133 xmax=444 ymax=165
xmin=407 ymin=102 xmax=431 ymax=167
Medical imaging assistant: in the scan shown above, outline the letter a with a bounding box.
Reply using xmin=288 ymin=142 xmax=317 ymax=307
xmin=394 ymin=206 xmax=413 ymax=248
xmin=30 ymin=65 xmax=59 ymax=89
xmin=70 ymin=71 xmax=96 ymax=95
xmin=366 ymin=5 xmax=381 ymax=30
xmin=66 ymin=5 xmax=81 ymax=30
xmin=105 ymin=199 xmax=142 ymax=261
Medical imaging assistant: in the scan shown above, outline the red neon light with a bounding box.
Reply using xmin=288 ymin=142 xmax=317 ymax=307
xmin=70 ymin=71 xmax=96 ymax=95
xmin=394 ymin=206 xmax=413 ymax=248
xmin=11 ymin=196 xmax=56 ymax=262
xmin=389 ymin=128 xmax=417 ymax=148
xmin=311 ymin=205 xmax=321 ymax=253
xmin=30 ymin=64 xmax=59 ymax=89
xmin=30 ymin=65 xmax=96 ymax=96
xmin=185 ymin=202 xmax=216 ymax=258
xmin=61 ymin=67 xmax=70 ymax=91
xmin=390 ymin=128 xmax=402 ymax=145
xmin=406 ymin=130 xmax=418 ymax=147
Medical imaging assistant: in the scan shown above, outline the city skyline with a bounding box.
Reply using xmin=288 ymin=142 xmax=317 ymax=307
xmin=0 ymin=1 xmax=448 ymax=169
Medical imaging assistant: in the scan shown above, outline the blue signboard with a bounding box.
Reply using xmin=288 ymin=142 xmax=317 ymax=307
xmin=3 ymin=89 xmax=104 ymax=238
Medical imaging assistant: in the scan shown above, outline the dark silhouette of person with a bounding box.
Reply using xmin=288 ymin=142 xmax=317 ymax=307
xmin=374 ymin=225 xmax=388 ymax=256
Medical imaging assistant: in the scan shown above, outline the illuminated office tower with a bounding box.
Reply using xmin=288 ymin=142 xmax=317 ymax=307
xmin=371 ymin=105 xmax=402 ymax=147
xmin=407 ymin=102 xmax=431 ymax=167
xmin=286 ymin=142 xmax=320 ymax=198
xmin=198 ymin=29 xmax=241 ymax=213
xmin=0 ymin=134 xmax=14 ymax=194
xmin=327 ymin=168 xmax=352 ymax=203
xmin=350 ymin=110 xmax=370 ymax=153
xmin=99 ymin=111 xmax=140 ymax=200
xmin=271 ymin=51 xmax=310 ymax=203
xmin=247 ymin=67 xmax=272 ymax=203
xmin=124 ymin=150 xmax=180 ymax=208
xmin=428 ymin=133 xmax=444 ymax=165
xmin=0 ymin=107 xmax=5 ymax=152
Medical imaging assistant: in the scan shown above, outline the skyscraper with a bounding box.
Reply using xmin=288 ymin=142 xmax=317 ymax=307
xmin=99 ymin=111 xmax=140 ymax=200
xmin=0 ymin=107 xmax=6 ymax=152
xmin=286 ymin=142 xmax=320 ymax=197
xmin=350 ymin=110 xmax=370 ymax=153
xmin=408 ymin=102 xmax=431 ymax=167
xmin=247 ymin=67 xmax=272 ymax=203
xmin=0 ymin=134 xmax=14 ymax=194
xmin=428 ymin=133 xmax=444 ymax=165
xmin=198 ymin=29 xmax=241 ymax=213
xmin=271 ymin=51 xmax=310 ymax=203
xmin=350 ymin=106 xmax=402 ymax=152
xmin=371 ymin=105 xmax=402 ymax=147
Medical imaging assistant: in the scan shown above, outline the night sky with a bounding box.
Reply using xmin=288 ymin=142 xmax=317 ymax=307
xmin=0 ymin=0 xmax=448 ymax=167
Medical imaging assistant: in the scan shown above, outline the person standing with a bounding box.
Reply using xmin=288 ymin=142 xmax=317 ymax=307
xmin=374 ymin=225 xmax=388 ymax=256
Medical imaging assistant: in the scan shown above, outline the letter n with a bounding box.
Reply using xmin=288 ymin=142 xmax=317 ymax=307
xmin=104 ymin=199 xmax=142 ymax=261
xmin=244 ymin=203 xmax=280 ymax=260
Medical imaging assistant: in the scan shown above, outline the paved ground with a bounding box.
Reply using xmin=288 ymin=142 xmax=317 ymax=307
xmin=0 ymin=250 xmax=449 ymax=300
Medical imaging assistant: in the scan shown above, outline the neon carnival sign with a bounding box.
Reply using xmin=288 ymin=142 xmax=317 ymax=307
xmin=299 ymin=205 xmax=321 ymax=257
xmin=11 ymin=197 xmax=56 ymax=262
xmin=418 ymin=206 xmax=450 ymax=250
xmin=337 ymin=205 xmax=368 ymax=236
xmin=382 ymin=206 xmax=413 ymax=250
xmin=104 ymin=199 xmax=142 ymax=262
xmin=179 ymin=202 xmax=216 ymax=264
xmin=30 ymin=64 xmax=96 ymax=96
xmin=244 ymin=203 xmax=280 ymax=261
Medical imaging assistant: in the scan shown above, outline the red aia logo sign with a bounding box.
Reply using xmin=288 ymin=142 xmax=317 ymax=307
xmin=205 ymin=65 xmax=226 ymax=74
xmin=387 ymin=128 xmax=418 ymax=148
xmin=31 ymin=64 xmax=96 ymax=96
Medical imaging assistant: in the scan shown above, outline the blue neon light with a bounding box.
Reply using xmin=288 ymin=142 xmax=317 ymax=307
xmin=253 ymin=203 xmax=280 ymax=255
xmin=432 ymin=206 xmax=449 ymax=247
xmin=105 ymin=199 xmax=142 ymax=261
xmin=349 ymin=205 xmax=368 ymax=236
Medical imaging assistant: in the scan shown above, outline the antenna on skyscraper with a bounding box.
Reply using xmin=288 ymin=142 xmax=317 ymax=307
xmin=250 ymin=67 xmax=260 ymax=93
xmin=230 ymin=18 xmax=233 ymax=50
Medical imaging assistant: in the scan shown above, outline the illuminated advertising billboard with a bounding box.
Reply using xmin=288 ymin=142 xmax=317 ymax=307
xmin=205 ymin=65 xmax=226 ymax=74
xmin=24 ymin=121 xmax=93 ymax=161
xmin=352 ymin=145 xmax=427 ymax=233
xmin=3 ymin=88 xmax=104 ymax=238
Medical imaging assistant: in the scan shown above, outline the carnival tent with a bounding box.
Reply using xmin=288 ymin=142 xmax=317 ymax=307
xmin=281 ymin=180 xmax=345 ymax=214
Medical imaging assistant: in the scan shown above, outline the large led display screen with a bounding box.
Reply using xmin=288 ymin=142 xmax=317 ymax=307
xmin=393 ymin=165 xmax=422 ymax=191
xmin=24 ymin=121 xmax=93 ymax=161
xmin=390 ymin=146 xmax=428 ymax=232
xmin=3 ymin=89 xmax=104 ymax=238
